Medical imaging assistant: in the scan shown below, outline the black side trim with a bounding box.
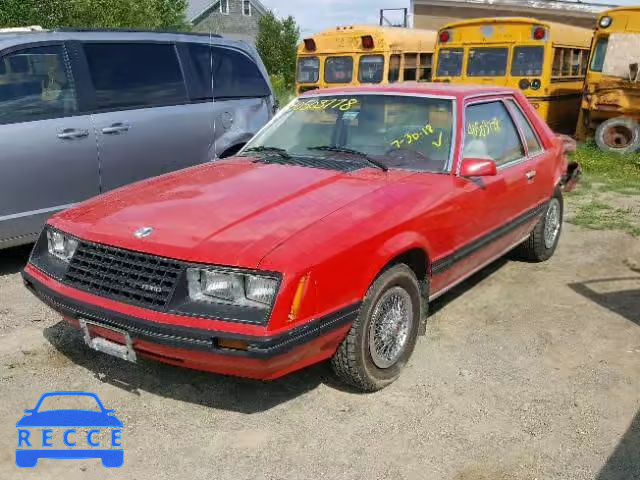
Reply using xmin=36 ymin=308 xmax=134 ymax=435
xmin=527 ymin=93 xmax=582 ymax=101
xmin=21 ymin=270 xmax=360 ymax=359
xmin=432 ymin=202 xmax=547 ymax=275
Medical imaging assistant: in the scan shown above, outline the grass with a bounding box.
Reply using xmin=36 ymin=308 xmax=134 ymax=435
xmin=566 ymin=142 xmax=640 ymax=236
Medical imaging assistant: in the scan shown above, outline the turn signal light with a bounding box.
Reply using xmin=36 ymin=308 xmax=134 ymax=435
xmin=288 ymin=274 xmax=310 ymax=322
xmin=533 ymin=27 xmax=546 ymax=40
xmin=439 ymin=30 xmax=450 ymax=43
xmin=303 ymin=38 xmax=316 ymax=51
xmin=361 ymin=35 xmax=374 ymax=49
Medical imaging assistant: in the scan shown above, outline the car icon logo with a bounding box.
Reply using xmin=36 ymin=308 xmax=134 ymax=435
xmin=134 ymin=227 xmax=154 ymax=239
xmin=16 ymin=391 xmax=124 ymax=468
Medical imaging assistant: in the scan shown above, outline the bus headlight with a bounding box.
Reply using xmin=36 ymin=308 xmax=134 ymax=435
xmin=599 ymin=16 xmax=612 ymax=28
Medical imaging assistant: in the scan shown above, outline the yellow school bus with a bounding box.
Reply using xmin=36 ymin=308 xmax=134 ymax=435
xmin=432 ymin=17 xmax=593 ymax=133
xmin=576 ymin=7 xmax=640 ymax=152
xmin=296 ymin=26 xmax=437 ymax=95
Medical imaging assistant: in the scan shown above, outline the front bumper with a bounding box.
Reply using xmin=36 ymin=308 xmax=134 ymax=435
xmin=22 ymin=268 xmax=359 ymax=380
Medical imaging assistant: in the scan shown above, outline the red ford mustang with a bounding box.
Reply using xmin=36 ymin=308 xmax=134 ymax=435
xmin=23 ymin=84 xmax=579 ymax=391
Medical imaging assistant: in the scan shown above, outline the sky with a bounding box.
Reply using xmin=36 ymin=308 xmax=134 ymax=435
xmin=263 ymin=0 xmax=638 ymax=38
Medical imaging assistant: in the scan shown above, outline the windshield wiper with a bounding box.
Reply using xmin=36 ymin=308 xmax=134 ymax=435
xmin=307 ymin=146 xmax=389 ymax=172
xmin=243 ymin=146 xmax=291 ymax=160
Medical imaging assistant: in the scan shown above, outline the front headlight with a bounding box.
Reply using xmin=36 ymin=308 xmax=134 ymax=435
xmin=187 ymin=268 xmax=278 ymax=308
xmin=47 ymin=230 xmax=78 ymax=263
xmin=599 ymin=16 xmax=612 ymax=28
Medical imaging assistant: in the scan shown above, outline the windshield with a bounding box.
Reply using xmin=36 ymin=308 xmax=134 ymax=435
xmin=467 ymin=48 xmax=508 ymax=77
xmin=511 ymin=46 xmax=544 ymax=76
xmin=325 ymin=56 xmax=353 ymax=83
xmin=244 ymin=95 xmax=454 ymax=172
xmin=590 ymin=37 xmax=608 ymax=72
xmin=436 ymin=48 xmax=463 ymax=77
xmin=297 ymin=57 xmax=319 ymax=83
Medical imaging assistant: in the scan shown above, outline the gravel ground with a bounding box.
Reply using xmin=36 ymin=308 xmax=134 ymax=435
xmin=0 ymin=223 xmax=638 ymax=480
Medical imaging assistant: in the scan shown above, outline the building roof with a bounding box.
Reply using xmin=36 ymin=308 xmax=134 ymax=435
xmin=187 ymin=0 xmax=268 ymax=22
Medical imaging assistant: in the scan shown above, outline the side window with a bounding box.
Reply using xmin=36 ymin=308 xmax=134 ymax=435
xmin=418 ymin=53 xmax=432 ymax=81
xmin=463 ymin=101 xmax=525 ymax=166
xmin=552 ymin=48 xmax=563 ymax=77
xmin=359 ymin=55 xmax=384 ymax=84
xmin=83 ymin=42 xmax=187 ymax=110
xmin=506 ymin=99 xmax=543 ymax=156
xmin=189 ymin=43 xmax=271 ymax=99
xmin=388 ymin=54 xmax=400 ymax=82
xmin=403 ymin=53 xmax=418 ymax=81
xmin=0 ymin=45 xmax=77 ymax=125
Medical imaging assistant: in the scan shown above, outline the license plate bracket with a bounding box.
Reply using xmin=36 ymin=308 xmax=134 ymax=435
xmin=78 ymin=318 xmax=137 ymax=363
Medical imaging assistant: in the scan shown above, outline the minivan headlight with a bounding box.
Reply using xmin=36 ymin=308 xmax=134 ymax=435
xmin=186 ymin=268 xmax=278 ymax=308
xmin=47 ymin=230 xmax=78 ymax=263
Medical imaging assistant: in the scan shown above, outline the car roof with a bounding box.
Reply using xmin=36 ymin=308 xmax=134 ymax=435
xmin=299 ymin=83 xmax=516 ymax=100
xmin=0 ymin=29 xmax=252 ymax=53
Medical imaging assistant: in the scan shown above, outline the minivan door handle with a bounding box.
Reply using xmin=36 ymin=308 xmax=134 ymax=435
xmin=102 ymin=123 xmax=130 ymax=135
xmin=57 ymin=128 xmax=90 ymax=140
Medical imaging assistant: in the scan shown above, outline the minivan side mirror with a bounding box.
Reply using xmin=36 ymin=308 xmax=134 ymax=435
xmin=459 ymin=158 xmax=498 ymax=177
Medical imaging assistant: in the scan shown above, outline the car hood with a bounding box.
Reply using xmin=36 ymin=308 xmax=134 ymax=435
xmin=16 ymin=411 xmax=123 ymax=427
xmin=53 ymin=158 xmax=411 ymax=268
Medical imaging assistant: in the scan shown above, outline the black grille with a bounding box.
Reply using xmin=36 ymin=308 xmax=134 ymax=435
xmin=63 ymin=242 xmax=183 ymax=309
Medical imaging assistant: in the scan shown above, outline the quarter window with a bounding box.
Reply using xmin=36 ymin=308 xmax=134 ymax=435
xmin=506 ymin=99 xmax=543 ymax=156
xmin=511 ymin=46 xmax=544 ymax=76
xmin=436 ymin=48 xmax=463 ymax=77
xmin=297 ymin=56 xmax=319 ymax=83
xmin=84 ymin=43 xmax=186 ymax=110
xmin=325 ymin=56 xmax=353 ymax=83
xmin=0 ymin=45 xmax=77 ymax=125
xmin=467 ymin=48 xmax=508 ymax=77
xmin=463 ymin=101 xmax=525 ymax=166
xmin=359 ymin=55 xmax=384 ymax=83
xmin=189 ymin=44 xmax=270 ymax=99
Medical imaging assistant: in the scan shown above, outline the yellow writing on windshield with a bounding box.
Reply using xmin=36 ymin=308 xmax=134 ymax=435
xmin=467 ymin=118 xmax=501 ymax=138
xmin=291 ymin=98 xmax=359 ymax=112
xmin=389 ymin=124 xmax=444 ymax=149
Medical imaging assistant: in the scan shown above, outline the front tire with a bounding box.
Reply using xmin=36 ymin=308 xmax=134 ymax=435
xmin=331 ymin=264 xmax=422 ymax=392
xmin=516 ymin=190 xmax=563 ymax=262
xmin=595 ymin=117 xmax=640 ymax=154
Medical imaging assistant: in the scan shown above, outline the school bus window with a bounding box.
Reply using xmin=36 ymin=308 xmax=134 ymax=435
xmin=418 ymin=53 xmax=432 ymax=81
xmin=437 ymin=48 xmax=463 ymax=77
xmin=359 ymin=55 xmax=384 ymax=84
xmin=325 ymin=56 xmax=353 ymax=83
xmin=511 ymin=46 xmax=544 ymax=76
xmin=561 ymin=50 xmax=571 ymax=76
xmin=389 ymin=54 xmax=401 ymax=82
xmin=552 ymin=48 xmax=563 ymax=76
xmin=404 ymin=53 xmax=418 ymax=81
xmin=298 ymin=57 xmax=319 ymax=83
xmin=580 ymin=50 xmax=589 ymax=75
xmin=467 ymin=48 xmax=508 ymax=77
xmin=571 ymin=49 xmax=582 ymax=76
xmin=590 ymin=37 xmax=608 ymax=72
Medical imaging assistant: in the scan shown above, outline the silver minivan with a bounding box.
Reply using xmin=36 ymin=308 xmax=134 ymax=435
xmin=0 ymin=30 xmax=275 ymax=249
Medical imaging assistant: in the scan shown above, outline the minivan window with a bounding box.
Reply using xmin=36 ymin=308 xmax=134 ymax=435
xmin=325 ymin=56 xmax=353 ymax=83
xmin=188 ymin=44 xmax=271 ymax=99
xmin=0 ymin=45 xmax=77 ymax=125
xmin=436 ymin=49 xmax=463 ymax=77
xmin=84 ymin=43 xmax=187 ymax=110
xmin=467 ymin=48 xmax=508 ymax=77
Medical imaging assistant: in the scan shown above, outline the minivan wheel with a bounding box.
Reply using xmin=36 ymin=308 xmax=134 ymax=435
xmin=515 ymin=190 xmax=563 ymax=262
xmin=595 ymin=117 xmax=640 ymax=154
xmin=331 ymin=264 xmax=421 ymax=392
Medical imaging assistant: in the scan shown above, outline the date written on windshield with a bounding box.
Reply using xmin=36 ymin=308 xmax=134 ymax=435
xmin=291 ymin=98 xmax=359 ymax=112
xmin=467 ymin=118 xmax=501 ymax=138
xmin=390 ymin=124 xmax=443 ymax=149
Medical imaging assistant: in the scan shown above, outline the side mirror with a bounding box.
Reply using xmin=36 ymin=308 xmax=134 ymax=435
xmin=459 ymin=158 xmax=497 ymax=177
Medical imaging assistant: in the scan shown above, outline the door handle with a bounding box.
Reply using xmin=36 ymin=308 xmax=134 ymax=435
xmin=526 ymin=170 xmax=537 ymax=180
xmin=102 ymin=123 xmax=130 ymax=135
xmin=57 ymin=128 xmax=89 ymax=140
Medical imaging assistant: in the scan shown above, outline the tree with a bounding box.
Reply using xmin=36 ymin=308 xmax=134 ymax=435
xmin=0 ymin=0 xmax=190 ymax=31
xmin=255 ymin=12 xmax=300 ymax=92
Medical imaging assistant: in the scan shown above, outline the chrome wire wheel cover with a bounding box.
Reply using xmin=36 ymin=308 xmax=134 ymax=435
xmin=544 ymin=198 xmax=561 ymax=249
xmin=368 ymin=286 xmax=413 ymax=369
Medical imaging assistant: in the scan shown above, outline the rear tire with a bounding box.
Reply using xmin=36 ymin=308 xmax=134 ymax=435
xmin=515 ymin=190 xmax=563 ymax=262
xmin=331 ymin=264 xmax=422 ymax=392
xmin=595 ymin=117 xmax=640 ymax=154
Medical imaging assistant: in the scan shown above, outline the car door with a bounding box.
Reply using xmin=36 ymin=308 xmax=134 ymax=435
xmin=431 ymin=98 xmax=534 ymax=294
xmin=81 ymin=41 xmax=212 ymax=192
xmin=0 ymin=43 xmax=99 ymax=247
